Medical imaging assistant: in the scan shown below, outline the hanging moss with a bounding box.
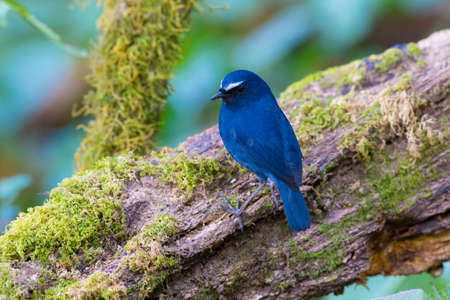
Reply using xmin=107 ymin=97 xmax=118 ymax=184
xmin=74 ymin=0 xmax=197 ymax=169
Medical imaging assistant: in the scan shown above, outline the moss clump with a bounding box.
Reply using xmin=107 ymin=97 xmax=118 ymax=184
xmin=374 ymin=48 xmax=404 ymax=73
xmin=0 ymin=264 xmax=14 ymax=298
xmin=280 ymin=60 xmax=366 ymax=148
xmin=406 ymin=42 xmax=421 ymax=57
xmin=355 ymin=153 xmax=438 ymax=224
xmin=125 ymin=214 xmax=178 ymax=253
xmin=379 ymin=74 xmax=441 ymax=159
xmin=141 ymin=151 xmax=235 ymax=197
xmin=326 ymin=60 xmax=366 ymax=89
xmin=287 ymin=215 xmax=349 ymax=278
xmin=341 ymin=102 xmax=383 ymax=160
xmin=44 ymin=272 xmax=126 ymax=299
xmin=280 ymin=59 xmax=365 ymax=102
xmin=289 ymin=96 xmax=351 ymax=148
xmin=367 ymin=158 xmax=423 ymax=213
xmin=74 ymin=0 xmax=197 ymax=170
xmin=341 ymin=71 xmax=441 ymax=160
xmin=279 ymin=71 xmax=325 ymax=101
xmin=124 ymin=214 xmax=179 ymax=296
xmin=0 ymin=155 xmax=140 ymax=266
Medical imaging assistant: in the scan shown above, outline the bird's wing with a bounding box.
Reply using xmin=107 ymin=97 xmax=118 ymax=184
xmin=233 ymin=105 xmax=303 ymax=188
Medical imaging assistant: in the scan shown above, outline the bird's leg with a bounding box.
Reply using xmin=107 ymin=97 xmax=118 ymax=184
xmin=267 ymin=179 xmax=279 ymax=208
xmin=237 ymin=181 xmax=265 ymax=213
xmin=220 ymin=181 xmax=265 ymax=230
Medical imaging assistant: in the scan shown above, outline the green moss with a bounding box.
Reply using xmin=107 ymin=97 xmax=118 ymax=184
xmin=340 ymin=70 xmax=432 ymax=161
xmin=0 ymin=263 xmax=56 ymax=299
xmin=0 ymin=149 xmax=231 ymax=295
xmin=44 ymin=272 xmax=126 ymax=299
xmin=195 ymin=286 xmax=220 ymax=300
xmin=0 ymin=155 xmax=140 ymax=266
xmin=322 ymin=162 xmax=334 ymax=176
xmin=327 ymin=60 xmax=365 ymax=88
xmin=0 ymin=264 xmax=15 ymax=299
xmin=224 ymin=268 xmax=246 ymax=295
xmin=341 ymin=103 xmax=383 ymax=161
xmin=140 ymin=151 xmax=236 ymax=197
xmin=406 ymin=42 xmax=421 ymax=57
xmin=280 ymin=71 xmax=324 ymax=101
xmin=125 ymin=214 xmax=178 ymax=252
xmin=392 ymin=72 xmax=412 ymax=92
xmin=85 ymin=247 xmax=104 ymax=263
xmin=219 ymin=192 xmax=239 ymax=208
xmin=361 ymin=156 xmax=428 ymax=216
xmin=374 ymin=48 xmax=404 ymax=73
xmin=278 ymin=280 xmax=291 ymax=292
xmin=280 ymin=60 xmax=365 ymax=149
xmin=74 ymin=0 xmax=197 ymax=170
xmin=373 ymin=161 xmax=422 ymax=209
xmin=124 ymin=214 xmax=179 ymax=296
xmin=306 ymin=98 xmax=349 ymax=140
xmin=40 ymin=279 xmax=75 ymax=299
xmin=282 ymin=96 xmax=351 ymax=148
xmin=416 ymin=58 xmax=427 ymax=68
xmin=289 ymin=158 xmax=426 ymax=277
xmin=287 ymin=228 xmax=345 ymax=278
xmin=280 ymin=59 xmax=364 ymax=103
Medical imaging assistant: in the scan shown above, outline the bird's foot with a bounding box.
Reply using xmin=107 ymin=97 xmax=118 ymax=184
xmin=220 ymin=192 xmax=244 ymax=230
xmin=220 ymin=182 xmax=265 ymax=231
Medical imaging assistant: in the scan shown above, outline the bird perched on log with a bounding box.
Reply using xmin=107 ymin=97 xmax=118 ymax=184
xmin=211 ymin=70 xmax=310 ymax=232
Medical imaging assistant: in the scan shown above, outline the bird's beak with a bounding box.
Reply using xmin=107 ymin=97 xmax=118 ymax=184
xmin=210 ymin=90 xmax=225 ymax=101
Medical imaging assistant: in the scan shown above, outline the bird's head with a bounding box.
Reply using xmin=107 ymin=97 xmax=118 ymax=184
xmin=210 ymin=70 xmax=271 ymax=105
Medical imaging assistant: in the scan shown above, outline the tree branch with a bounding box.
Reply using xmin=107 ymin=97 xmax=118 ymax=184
xmin=1 ymin=30 xmax=449 ymax=299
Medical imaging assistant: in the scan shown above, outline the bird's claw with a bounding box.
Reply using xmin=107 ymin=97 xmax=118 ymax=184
xmin=268 ymin=180 xmax=279 ymax=208
xmin=219 ymin=192 xmax=244 ymax=231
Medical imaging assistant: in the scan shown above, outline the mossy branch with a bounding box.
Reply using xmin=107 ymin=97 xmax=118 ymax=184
xmin=1 ymin=30 xmax=449 ymax=299
xmin=74 ymin=0 xmax=197 ymax=170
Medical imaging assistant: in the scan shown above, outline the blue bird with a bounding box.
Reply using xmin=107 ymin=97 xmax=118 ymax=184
xmin=211 ymin=70 xmax=311 ymax=232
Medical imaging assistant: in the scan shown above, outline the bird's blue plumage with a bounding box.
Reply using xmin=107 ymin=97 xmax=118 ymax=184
xmin=275 ymin=179 xmax=310 ymax=231
xmin=213 ymin=70 xmax=311 ymax=232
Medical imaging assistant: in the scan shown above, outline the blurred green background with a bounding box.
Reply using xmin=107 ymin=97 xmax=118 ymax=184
xmin=0 ymin=0 xmax=449 ymax=298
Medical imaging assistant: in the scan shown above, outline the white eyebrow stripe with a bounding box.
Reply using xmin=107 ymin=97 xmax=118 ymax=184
xmin=224 ymin=80 xmax=244 ymax=91
xmin=220 ymin=78 xmax=224 ymax=89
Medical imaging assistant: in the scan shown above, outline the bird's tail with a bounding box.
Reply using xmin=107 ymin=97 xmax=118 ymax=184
xmin=275 ymin=179 xmax=311 ymax=232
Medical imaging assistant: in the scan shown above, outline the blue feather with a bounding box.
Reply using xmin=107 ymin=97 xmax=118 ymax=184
xmin=275 ymin=179 xmax=310 ymax=231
